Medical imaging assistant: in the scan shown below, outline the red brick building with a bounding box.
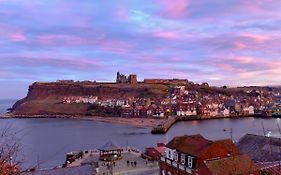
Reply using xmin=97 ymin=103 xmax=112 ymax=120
xmin=159 ymin=134 xmax=259 ymax=175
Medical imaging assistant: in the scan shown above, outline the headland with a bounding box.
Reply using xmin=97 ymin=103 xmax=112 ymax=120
xmin=5 ymin=72 xmax=281 ymax=128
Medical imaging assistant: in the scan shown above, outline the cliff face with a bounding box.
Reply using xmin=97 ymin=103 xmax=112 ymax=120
xmin=24 ymin=82 xmax=169 ymax=100
xmin=11 ymin=82 xmax=169 ymax=115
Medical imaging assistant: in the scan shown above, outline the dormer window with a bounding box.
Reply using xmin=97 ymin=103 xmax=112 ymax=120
xmin=187 ymin=156 xmax=194 ymax=168
xmin=168 ymin=150 xmax=171 ymax=159
xmin=181 ymin=153 xmax=185 ymax=165
xmin=174 ymin=152 xmax=178 ymax=161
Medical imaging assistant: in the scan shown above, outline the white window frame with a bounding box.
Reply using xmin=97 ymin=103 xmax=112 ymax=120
xmin=168 ymin=150 xmax=171 ymax=159
xmin=187 ymin=156 xmax=194 ymax=168
xmin=181 ymin=153 xmax=185 ymax=165
xmin=174 ymin=151 xmax=178 ymax=161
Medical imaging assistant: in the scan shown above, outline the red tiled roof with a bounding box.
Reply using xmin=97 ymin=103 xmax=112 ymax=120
xmin=212 ymin=139 xmax=240 ymax=154
xmin=166 ymin=134 xmax=212 ymax=156
xmin=157 ymin=143 xmax=165 ymax=147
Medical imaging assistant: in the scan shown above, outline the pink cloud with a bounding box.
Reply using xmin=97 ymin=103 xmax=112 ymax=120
xmin=35 ymin=34 xmax=134 ymax=55
xmin=116 ymin=8 xmax=129 ymax=21
xmin=158 ymin=0 xmax=189 ymax=18
xmin=239 ymin=0 xmax=281 ymax=18
xmin=227 ymin=56 xmax=255 ymax=64
xmin=240 ymin=33 xmax=269 ymax=43
xmin=234 ymin=42 xmax=247 ymax=49
xmin=0 ymin=24 xmax=27 ymax=42
xmin=210 ymin=56 xmax=281 ymax=79
xmin=152 ymin=31 xmax=180 ymax=39
xmin=1 ymin=52 xmax=103 ymax=71
xmin=216 ymin=63 xmax=236 ymax=72
xmin=9 ymin=32 xmax=27 ymax=42
xmin=37 ymin=34 xmax=88 ymax=45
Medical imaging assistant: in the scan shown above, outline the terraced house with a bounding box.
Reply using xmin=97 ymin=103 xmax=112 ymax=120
xmin=159 ymin=134 xmax=259 ymax=175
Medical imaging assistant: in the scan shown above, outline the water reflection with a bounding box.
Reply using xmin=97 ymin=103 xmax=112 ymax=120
xmin=0 ymin=117 xmax=280 ymax=169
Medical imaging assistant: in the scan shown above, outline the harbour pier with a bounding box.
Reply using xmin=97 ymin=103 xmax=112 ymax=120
xmin=151 ymin=114 xmax=264 ymax=134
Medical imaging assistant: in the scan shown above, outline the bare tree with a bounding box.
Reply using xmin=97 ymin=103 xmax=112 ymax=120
xmin=0 ymin=124 xmax=21 ymax=175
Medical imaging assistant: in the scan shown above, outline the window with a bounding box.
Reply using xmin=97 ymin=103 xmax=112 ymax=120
xmin=168 ymin=151 xmax=171 ymax=159
xmin=187 ymin=156 xmax=194 ymax=168
xmin=181 ymin=153 xmax=185 ymax=165
xmin=166 ymin=149 xmax=174 ymax=160
xmin=174 ymin=152 xmax=178 ymax=161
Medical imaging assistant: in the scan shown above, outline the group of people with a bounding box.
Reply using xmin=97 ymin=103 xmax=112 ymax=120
xmin=102 ymin=161 xmax=116 ymax=167
xmin=126 ymin=160 xmax=137 ymax=167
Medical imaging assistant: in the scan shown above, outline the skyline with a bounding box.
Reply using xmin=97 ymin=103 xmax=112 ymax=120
xmin=1 ymin=0 xmax=281 ymax=99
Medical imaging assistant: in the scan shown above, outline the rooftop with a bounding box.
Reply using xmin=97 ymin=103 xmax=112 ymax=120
xmin=99 ymin=141 xmax=122 ymax=151
xmin=237 ymin=134 xmax=281 ymax=162
xmin=205 ymin=154 xmax=259 ymax=175
xmin=166 ymin=134 xmax=212 ymax=156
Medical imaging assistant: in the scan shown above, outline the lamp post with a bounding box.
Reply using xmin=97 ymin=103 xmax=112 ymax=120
xmin=223 ymin=128 xmax=233 ymax=141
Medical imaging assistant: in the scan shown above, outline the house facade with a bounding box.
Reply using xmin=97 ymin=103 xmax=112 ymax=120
xmin=159 ymin=134 xmax=259 ymax=175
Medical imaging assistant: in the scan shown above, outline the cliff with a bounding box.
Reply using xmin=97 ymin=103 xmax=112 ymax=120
xmin=11 ymin=81 xmax=169 ymax=115
xmin=10 ymin=80 xmax=271 ymax=116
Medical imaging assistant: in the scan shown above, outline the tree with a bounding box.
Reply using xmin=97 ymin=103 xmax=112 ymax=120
xmin=0 ymin=125 xmax=21 ymax=175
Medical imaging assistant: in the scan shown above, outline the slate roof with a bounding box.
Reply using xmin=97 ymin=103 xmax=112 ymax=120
xmin=205 ymin=154 xmax=259 ymax=175
xmin=99 ymin=141 xmax=122 ymax=151
xmin=237 ymin=134 xmax=281 ymax=162
xmin=21 ymin=165 xmax=95 ymax=175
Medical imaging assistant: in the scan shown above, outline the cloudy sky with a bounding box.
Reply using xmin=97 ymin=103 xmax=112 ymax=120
xmin=0 ymin=0 xmax=281 ymax=99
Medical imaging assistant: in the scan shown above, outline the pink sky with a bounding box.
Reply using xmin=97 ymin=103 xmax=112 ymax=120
xmin=0 ymin=0 xmax=281 ymax=98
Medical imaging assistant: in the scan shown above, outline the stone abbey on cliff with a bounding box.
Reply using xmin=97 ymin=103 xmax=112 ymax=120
xmin=116 ymin=72 xmax=188 ymax=85
xmin=116 ymin=72 xmax=138 ymax=84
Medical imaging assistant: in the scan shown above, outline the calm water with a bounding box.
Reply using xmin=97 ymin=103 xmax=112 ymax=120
xmin=0 ymin=100 xmax=280 ymax=169
xmin=0 ymin=99 xmax=16 ymax=114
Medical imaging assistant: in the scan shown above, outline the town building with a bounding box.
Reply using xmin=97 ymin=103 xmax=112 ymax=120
xmin=159 ymin=134 xmax=259 ymax=175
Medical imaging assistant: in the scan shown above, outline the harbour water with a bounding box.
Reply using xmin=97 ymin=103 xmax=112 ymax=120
xmin=0 ymin=99 xmax=16 ymax=115
xmin=0 ymin=100 xmax=280 ymax=169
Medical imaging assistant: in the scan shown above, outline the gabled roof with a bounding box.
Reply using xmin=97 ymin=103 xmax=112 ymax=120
xmin=211 ymin=139 xmax=240 ymax=154
xmin=166 ymin=134 xmax=212 ymax=156
xmin=205 ymin=154 xmax=259 ymax=175
xmin=199 ymin=139 xmax=241 ymax=158
xmin=99 ymin=141 xmax=122 ymax=151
